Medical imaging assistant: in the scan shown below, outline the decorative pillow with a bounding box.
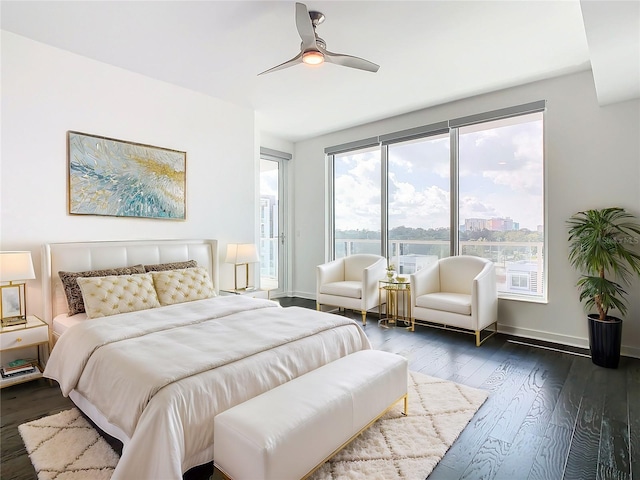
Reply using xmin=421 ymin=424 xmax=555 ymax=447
xmin=151 ymin=267 xmax=215 ymax=306
xmin=77 ymin=273 xmax=161 ymax=319
xmin=144 ymin=260 xmax=197 ymax=272
xmin=59 ymin=265 xmax=146 ymax=316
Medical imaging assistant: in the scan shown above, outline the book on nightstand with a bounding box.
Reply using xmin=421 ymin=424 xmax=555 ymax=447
xmin=1 ymin=366 xmax=37 ymax=378
xmin=1 ymin=358 xmax=38 ymax=378
xmin=5 ymin=358 xmax=36 ymax=368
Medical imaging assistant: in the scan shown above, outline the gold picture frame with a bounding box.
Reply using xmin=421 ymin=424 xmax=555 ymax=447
xmin=67 ymin=131 xmax=187 ymax=220
xmin=1 ymin=284 xmax=26 ymax=326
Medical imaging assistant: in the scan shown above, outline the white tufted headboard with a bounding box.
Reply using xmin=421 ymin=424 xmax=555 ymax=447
xmin=42 ymin=239 xmax=218 ymax=324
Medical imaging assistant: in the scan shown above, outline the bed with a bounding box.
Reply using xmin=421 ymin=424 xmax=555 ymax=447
xmin=42 ymin=239 xmax=372 ymax=480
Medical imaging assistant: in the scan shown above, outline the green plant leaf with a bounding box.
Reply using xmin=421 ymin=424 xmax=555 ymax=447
xmin=567 ymin=207 xmax=640 ymax=320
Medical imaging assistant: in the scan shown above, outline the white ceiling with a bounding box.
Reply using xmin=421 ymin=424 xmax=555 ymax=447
xmin=2 ymin=1 xmax=638 ymax=143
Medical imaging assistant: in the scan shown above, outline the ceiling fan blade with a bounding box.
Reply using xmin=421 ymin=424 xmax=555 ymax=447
xmin=295 ymin=2 xmax=317 ymax=50
xmin=258 ymin=52 xmax=303 ymax=76
xmin=321 ymin=47 xmax=380 ymax=73
xmin=260 ymin=3 xmax=380 ymax=76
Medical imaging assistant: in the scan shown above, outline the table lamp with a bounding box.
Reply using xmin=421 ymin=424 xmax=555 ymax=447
xmin=225 ymin=243 xmax=259 ymax=291
xmin=0 ymin=251 xmax=36 ymax=326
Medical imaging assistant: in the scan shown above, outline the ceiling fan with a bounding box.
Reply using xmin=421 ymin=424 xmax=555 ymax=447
xmin=258 ymin=2 xmax=380 ymax=75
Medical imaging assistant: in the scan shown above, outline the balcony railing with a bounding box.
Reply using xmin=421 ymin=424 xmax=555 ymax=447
xmin=259 ymin=238 xmax=278 ymax=287
xmin=336 ymin=238 xmax=545 ymax=298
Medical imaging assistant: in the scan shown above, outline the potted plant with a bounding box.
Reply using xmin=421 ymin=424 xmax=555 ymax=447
xmin=567 ymin=207 xmax=640 ymax=368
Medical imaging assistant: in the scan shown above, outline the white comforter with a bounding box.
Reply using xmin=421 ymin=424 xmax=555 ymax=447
xmin=44 ymin=296 xmax=372 ymax=479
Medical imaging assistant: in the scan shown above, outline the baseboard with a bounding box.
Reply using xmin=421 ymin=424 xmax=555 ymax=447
xmin=291 ymin=291 xmax=316 ymax=301
xmin=498 ymin=324 xmax=589 ymax=349
xmin=622 ymin=345 xmax=640 ymax=359
xmin=498 ymin=324 xmax=640 ymax=360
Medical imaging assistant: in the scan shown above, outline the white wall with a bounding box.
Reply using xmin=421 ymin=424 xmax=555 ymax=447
xmin=1 ymin=32 xmax=257 ymax=315
xmin=260 ymin=133 xmax=294 ymax=156
xmin=292 ymin=71 xmax=640 ymax=357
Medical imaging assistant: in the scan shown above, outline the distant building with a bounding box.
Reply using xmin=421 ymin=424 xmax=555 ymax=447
xmin=464 ymin=217 xmax=519 ymax=232
xmin=260 ymin=195 xmax=278 ymax=279
xmin=465 ymin=218 xmax=489 ymax=231
xmin=506 ymin=261 xmax=543 ymax=294
xmin=399 ymin=254 xmax=438 ymax=274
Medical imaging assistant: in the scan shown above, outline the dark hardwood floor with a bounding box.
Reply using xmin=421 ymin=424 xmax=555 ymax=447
xmin=2 ymin=297 xmax=639 ymax=480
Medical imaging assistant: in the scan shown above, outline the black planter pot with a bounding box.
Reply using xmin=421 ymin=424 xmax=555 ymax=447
xmin=587 ymin=314 xmax=622 ymax=369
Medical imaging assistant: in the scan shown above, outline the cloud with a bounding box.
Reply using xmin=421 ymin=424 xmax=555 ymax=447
xmin=333 ymin=116 xmax=543 ymax=231
xmin=335 ymin=154 xmax=381 ymax=231
xmin=260 ymin=170 xmax=277 ymax=197
xmin=388 ymin=136 xmax=450 ymax=179
xmin=388 ymin=178 xmax=450 ymax=229
xmin=459 ymin=195 xmax=501 ymax=220
xmin=458 ymin=120 xmax=543 ymax=196
xmin=481 ymin=159 xmax=542 ymax=194
xmin=389 ymin=154 xmax=413 ymax=173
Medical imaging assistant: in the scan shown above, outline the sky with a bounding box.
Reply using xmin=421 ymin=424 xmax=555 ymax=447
xmin=260 ymin=159 xmax=278 ymax=199
xmin=335 ymin=113 xmax=544 ymax=233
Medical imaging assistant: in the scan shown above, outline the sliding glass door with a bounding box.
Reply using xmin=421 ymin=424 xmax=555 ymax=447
xmin=259 ymin=151 xmax=288 ymax=296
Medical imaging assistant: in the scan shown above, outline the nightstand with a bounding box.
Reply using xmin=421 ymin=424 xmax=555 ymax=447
xmin=0 ymin=315 xmax=49 ymax=388
xmin=220 ymin=288 xmax=272 ymax=300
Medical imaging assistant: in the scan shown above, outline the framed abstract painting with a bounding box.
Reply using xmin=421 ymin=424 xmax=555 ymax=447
xmin=67 ymin=131 xmax=186 ymax=220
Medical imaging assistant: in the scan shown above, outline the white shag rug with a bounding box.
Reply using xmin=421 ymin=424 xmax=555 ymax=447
xmin=18 ymin=408 xmax=118 ymax=480
xmin=19 ymin=371 xmax=487 ymax=480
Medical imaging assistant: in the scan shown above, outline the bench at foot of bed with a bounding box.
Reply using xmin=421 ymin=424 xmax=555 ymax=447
xmin=213 ymin=349 xmax=408 ymax=480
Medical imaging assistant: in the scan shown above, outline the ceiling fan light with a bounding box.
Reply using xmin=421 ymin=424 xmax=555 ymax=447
xmin=302 ymin=50 xmax=324 ymax=65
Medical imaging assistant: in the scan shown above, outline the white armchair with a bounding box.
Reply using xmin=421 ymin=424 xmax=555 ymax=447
xmin=316 ymin=254 xmax=387 ymax=325
xmin=410 ymin=255 xmax=498 ymax=346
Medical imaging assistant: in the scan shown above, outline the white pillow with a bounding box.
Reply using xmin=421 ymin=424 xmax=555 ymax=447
xmin=151 ymin=267 xmax=215 ymax=306
xmin=77 ymin=273 xmax=161 ymax=319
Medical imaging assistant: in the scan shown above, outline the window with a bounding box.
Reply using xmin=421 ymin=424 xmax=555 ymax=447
xmin=327 ymin=101 xmax=546 ymax=301
xmin=333 ymin=146 xmax=381 ymax=258
xmin=458 ymin=112 xmax=544 ymax=297
xmin=387 ymin=134 xmax=450 ymax=274
xmin=510 ymin=273 xmax=530 ymax=290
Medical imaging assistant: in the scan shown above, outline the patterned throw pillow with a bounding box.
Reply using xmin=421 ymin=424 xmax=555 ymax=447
xmin=59 ymin=265 xmax=146 ymax=316
xmin=77 ymin=273 xmax=161 ymax=319
xmin=151 ymin=267 xmax=215 ymax=306
xmin=143 ymin=260 xmax=197 ymax=272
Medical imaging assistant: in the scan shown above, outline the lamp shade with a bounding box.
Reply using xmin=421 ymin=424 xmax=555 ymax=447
xmin=0 ymin=251 xmax=36 ymax=282
xmin=225 ymin=243 xmax=259 ymax=264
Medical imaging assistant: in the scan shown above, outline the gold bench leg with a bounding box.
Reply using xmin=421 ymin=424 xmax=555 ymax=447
xmin=361 ymin=311 xmax=367 ymax=326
